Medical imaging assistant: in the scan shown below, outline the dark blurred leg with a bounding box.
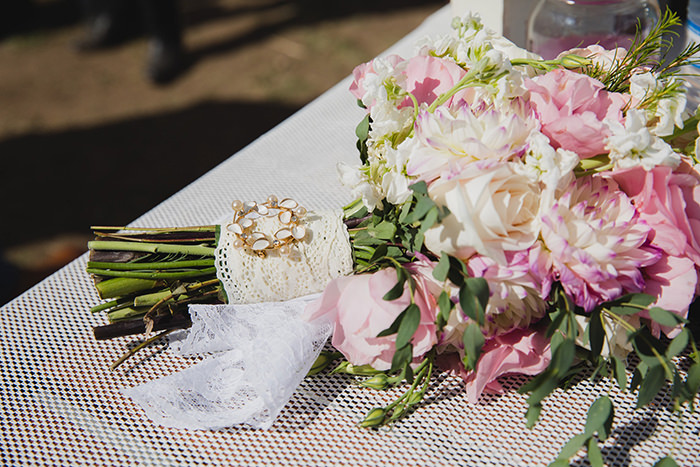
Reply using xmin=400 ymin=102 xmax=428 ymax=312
xmin=141 ymin=0 xmax=187 ymax=84
xmin=76 ymin=0 xmax=126 ymax=50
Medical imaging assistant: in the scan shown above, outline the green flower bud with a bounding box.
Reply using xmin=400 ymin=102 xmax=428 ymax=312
xmin=359 ymin=407 xmax=387 ymax=428
xmin=360 ymin=374 xmax=390 ymax=390
xmin=559 ymin=54 xmax=592 ymax=69
xmin=308 ymin=351 xmax=342 ymax=376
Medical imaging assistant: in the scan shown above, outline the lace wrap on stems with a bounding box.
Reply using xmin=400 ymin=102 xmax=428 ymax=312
xmin=215 ymin=209 xmax=353 ymax=304
xmin=123 ymin=297 xmax=331 ymax=430
xmin=122 ymin=209 xmax=353 ymax=429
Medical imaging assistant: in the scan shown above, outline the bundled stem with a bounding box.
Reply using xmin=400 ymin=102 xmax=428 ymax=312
xmin=87 ymin=226 xmax=224 ymax=345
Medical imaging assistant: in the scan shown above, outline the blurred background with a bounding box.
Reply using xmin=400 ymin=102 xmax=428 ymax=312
xmin=0 ymin=0 xmax=448 ymax=305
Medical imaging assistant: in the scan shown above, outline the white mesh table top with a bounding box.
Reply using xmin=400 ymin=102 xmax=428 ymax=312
xmin=2 ymin=6 xmax=700 ymax=466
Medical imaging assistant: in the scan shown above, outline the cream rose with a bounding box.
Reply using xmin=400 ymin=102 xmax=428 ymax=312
xmin=424 ymin=161 xmax=541 ymax=263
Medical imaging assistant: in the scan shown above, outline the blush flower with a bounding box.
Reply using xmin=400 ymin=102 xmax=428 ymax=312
xmin=524 ymin=68 xmax=628 ymax=158
xmin=540 ymin=176 xmax=660 ymax=311
xmin=404 ymin=102 xmax=535 ymax=183
xmin=613 ymin=164 xmax=700 ymax=331
xmin=424 ymin=161 xmax=541 ymax=264
xmin=305 ymin=269 xmax=438 ymax=371
xmin=437 ymin=327 xmax=551 ymax=403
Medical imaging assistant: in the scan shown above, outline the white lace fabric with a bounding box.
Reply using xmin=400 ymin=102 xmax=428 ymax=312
xmin=122 ymin=209 xmax=353 ymax=430
xmin=123 ymin=297 xmax=332 ymax=430
xmin=216 ymin=209 xmax=353 ymax=304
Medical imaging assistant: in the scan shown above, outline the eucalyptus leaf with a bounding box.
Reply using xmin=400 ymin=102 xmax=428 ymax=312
xmin=403 ymin=196 xmax=435 ymax=225
xmin=636 ymin=364 xmax=666 ymax=408
xmin=584 ymin=396 xmax=613 ymax=440
xmin=409 ymin=181 xmax=428 ymax=195
xmin=370 ymin=221 xmax=397 ymax=240
xmin=587 ymin=438 xmax=604 ymax=467
xmin=462 ymin=322 xmax=485 ymax=371
xmin=555 ymin=433 xmax=587 ymax=460
xmin=648 ymin=307 xmax=686 ymax=327
xmin=525 ymin=403 xmax=542 ymax=429
xmin=666 ymin=328 xmax=690 ymax=359
xmin=433 ymin=254 xmax=450 ymax=282
xmin=382 ymin=269 xmax=407 ymax=301
xmin=390 ymin=343 xmax=413 ymax=373
xmin=551 ymin=338 xmax=576 ymax=376
xmin=396 ymin=304 xmax=421 ymax=349
xmin=588 ymin=310 xmax=605 ymax=359
xmin=611 ymin=355 xmax=628 ymax=390
xmin=607 ymin=293 xmax=655 ymax=315
xmin=653 ymin=456 xmax=680 ymax=467
xmin=438 ymin=290 xmax=453 ymax=327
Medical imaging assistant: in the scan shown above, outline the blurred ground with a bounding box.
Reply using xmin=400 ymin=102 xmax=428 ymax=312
xmin=0 ymin=0 xmax=447 ymax=304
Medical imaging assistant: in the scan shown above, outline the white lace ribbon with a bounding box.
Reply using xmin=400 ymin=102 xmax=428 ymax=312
xmin=122 ymin=296 xmax=331 ymax=430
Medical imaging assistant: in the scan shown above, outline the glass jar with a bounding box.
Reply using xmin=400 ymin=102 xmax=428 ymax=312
xmin=527 ymin=0 xmax=661 ymax=59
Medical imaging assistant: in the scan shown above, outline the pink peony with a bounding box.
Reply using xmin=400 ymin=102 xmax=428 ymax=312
xmin=524 ymin=68 xmax=628 ymax=158
xmin=305 ymin=269 xmax=438 ymax=371
xmin=612 ymin=164 xmax=700 ymax=330
xmin=437 ymin=327 xmax=551 ymax=403
xmin=540 ymin=176 xmax=660 ymax=311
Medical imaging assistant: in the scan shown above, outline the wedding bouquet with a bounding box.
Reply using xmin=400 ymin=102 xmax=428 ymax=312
xmin=88 ymin=11 xmax=700 ymax=466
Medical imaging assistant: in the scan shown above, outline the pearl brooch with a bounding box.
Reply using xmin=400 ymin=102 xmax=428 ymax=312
xmin=226 ymin=196 xmax=307 ymax=257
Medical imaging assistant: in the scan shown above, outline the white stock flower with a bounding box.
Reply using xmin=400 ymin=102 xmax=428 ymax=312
xmin=629 ymin=72 xmax=687 ymax=137
xmin=424 ymin=161 xmax=541 ymax=264
xmin=606 ymin=109 xmax=680 ymax=170
xmin=337 ymin=162 xmax=382 ymax=211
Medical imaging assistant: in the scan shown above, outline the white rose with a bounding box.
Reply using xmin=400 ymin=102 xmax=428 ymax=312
xmin=424 ymin=161 xmax=540 ymax=264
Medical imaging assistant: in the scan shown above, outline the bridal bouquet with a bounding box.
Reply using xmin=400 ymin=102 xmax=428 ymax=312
xmin=88 ymin=11 xmax=700 ymax=466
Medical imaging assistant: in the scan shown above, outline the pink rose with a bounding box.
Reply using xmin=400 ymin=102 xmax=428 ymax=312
xmin=524 ymin=68 xmax=628 ymax=158
xmin=612 ymin=164 xmax=700 ymax=328
xmin=306 ymin=269 xmax=438 ymax=371
xmin=437 ymin=327 xmax=551 ymax=403
xmin=349 ymin=54 xmax=469 ymax=112
xmin=398 ymin=55 xmax=469 ymax=109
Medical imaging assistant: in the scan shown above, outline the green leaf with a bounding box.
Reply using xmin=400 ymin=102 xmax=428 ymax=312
xmin=555 ymin=433 xmax=588 ymax=460
xmin=611 ymin=355 xmax=628 ymax=390
xmin=653 ymin=456 xmax=680 ymax=467
xmin=686 ymin=362 xmax=700 ymax=397
xmin=587 ymin=438 xmax=604 ymax=467
xmin=355 ymin=113 xmax=370 ymax=139
xmin=546 ymin=307 xmax=568 ymax=338
xmin=462 ymin=322 xmax=485 ymax=371
xmin=636 ymin=364 xmax=666 ymax=408
xmin=631 ymin=328 xmax=666 ymax=369
xmin=666 ymin=328 xmax=690 ymax=359
xmin=396 ymin=304 xmax=421 ymax=349
xmin=409 ymin=181 xmax=428 ymax=196
xmin=588 ymin=310 xmax=605 ymax=359
xmin=459 ymin=277 xmax=489 ymax=326
xmin=525 ymin=403 xmax=542 ymax=428
xmin=432 ymin=254 xmax=450 ymax=282
xmin=648 ymin=307 xmax=687 ymax=327
xmin=607 ymin=293 xmax=655 ymax=315
xmin=382 ymin=268 xmax=407 ymax=301
xmin=377 ymin=305 xmax=406 ymax=337
xmin=402 ymin=195 xmax=435 ymax=225
xmin=447 ymin=255 xmax=467 ymax=286
xmin=527 ymin=372 xmax=559 ymax=407
xmin=437 ymin=290 xmax=454 ymax=327
xmin=551 ymin=338 xmax=576 ymax=376
xmin=390 ymin=343 xmax=413 ymax=373
xmin=584 ymin=396 xmax=614 ymax=440
xmin=369 ymin=221 xmax=397 ymax=240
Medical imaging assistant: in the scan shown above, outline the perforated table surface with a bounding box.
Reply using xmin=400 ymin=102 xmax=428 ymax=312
xmin=2 ymin=6 xmax=700 ymax=466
